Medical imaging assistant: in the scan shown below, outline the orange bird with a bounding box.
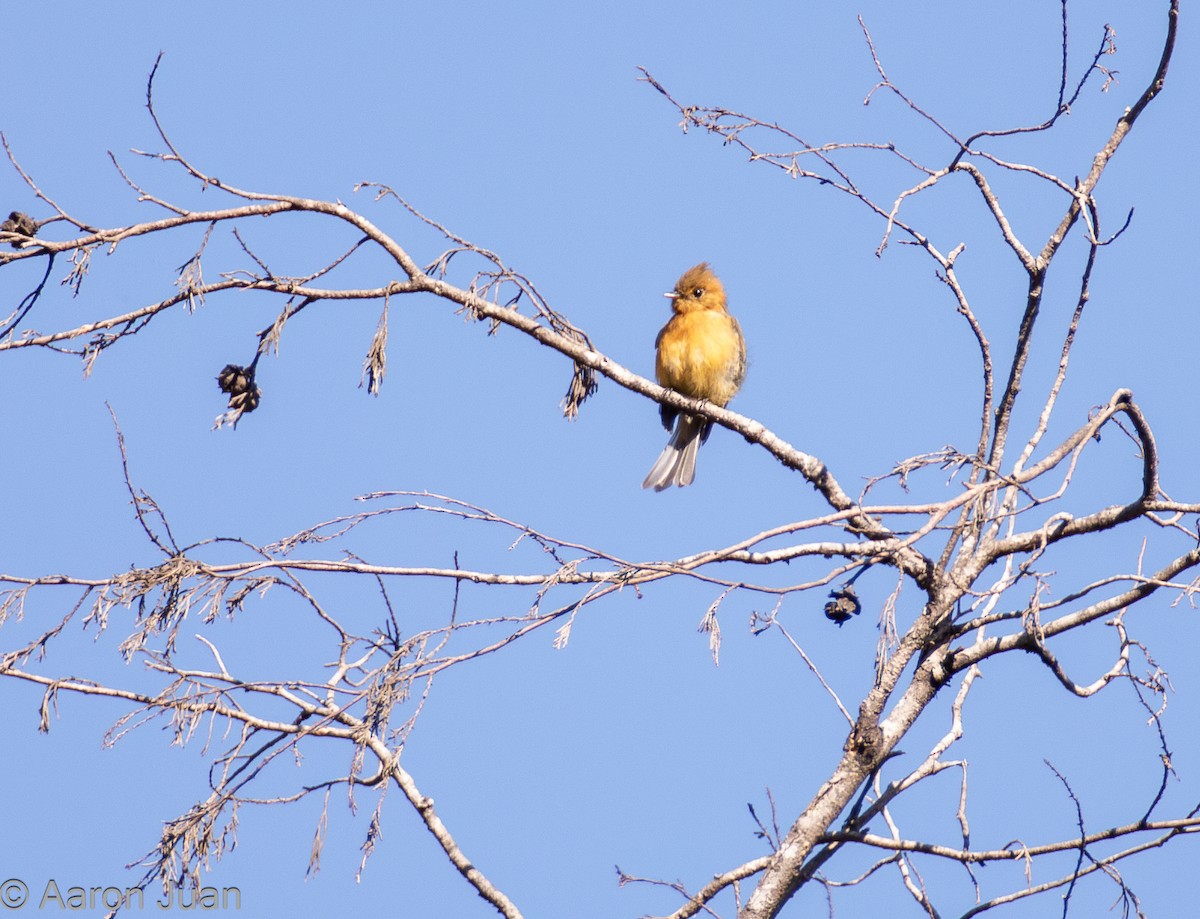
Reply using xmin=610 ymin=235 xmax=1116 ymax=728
xmin=642 ymin=263 xmax=746 ymax=491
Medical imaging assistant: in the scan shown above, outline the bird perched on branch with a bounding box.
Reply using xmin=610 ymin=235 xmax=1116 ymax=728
xmin=642 ymin=263 xmax=746 ymax=491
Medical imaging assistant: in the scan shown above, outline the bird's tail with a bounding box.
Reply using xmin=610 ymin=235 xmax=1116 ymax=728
xmin=641 ymin=415 xmax=709 ymax=491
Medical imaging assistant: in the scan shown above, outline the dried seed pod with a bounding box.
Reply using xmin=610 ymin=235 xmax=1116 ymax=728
xmin=824 ymin=584 xmax=861 ymax=628
xmin=216 ymin=364 xmax=261 ymax=415
xmin=1 ymin=211 xmax=38 ymax=247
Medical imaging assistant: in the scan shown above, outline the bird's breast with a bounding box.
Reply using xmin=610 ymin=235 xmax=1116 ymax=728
xmin=655 ymin=311 xmax=744 ymax=406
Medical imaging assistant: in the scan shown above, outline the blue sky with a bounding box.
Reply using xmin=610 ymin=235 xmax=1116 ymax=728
xmin=1 ymin=2 xmax=1197 ymax=917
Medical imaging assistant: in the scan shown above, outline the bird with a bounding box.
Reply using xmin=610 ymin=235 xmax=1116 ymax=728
xmin=642 ymin=263 xmax=746 ymax=491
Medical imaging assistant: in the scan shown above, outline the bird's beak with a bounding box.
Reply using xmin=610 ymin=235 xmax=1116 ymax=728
xmin=663 ymin=292 xmax=679 ymax=300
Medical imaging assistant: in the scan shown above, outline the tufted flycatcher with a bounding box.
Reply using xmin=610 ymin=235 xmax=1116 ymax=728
xmin=642 ymin=263 xmax=746 ymax=491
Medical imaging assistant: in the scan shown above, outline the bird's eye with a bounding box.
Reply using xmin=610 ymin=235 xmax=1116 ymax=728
xmin=692 ymin=287 xmax=704 ymax=298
